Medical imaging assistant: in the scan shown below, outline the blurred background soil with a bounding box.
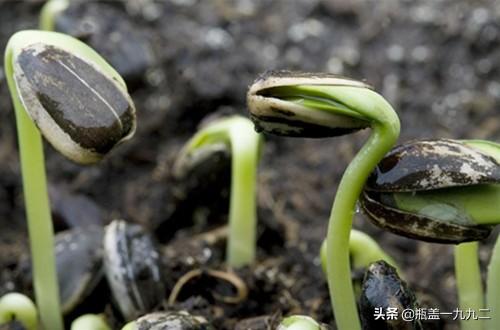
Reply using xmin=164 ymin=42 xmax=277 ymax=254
xmin=0 ymin=0 xmax=499 ymax=329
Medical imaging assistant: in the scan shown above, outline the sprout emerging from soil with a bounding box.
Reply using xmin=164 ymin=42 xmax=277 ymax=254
xmin=278 ymin=315 xmax=326 ymax=330
xmin=174 ymin=116 xmax=262 ymax=267
xmin=0 ymin=293 xmax=38 ymax=330
xmin=4 ymin=30 xmax=136 ymax=330
xmin=247 ymin=71 xmax=400 ymax=329
xmin=360 ymin=138 xmax=500 ymax=330
xmin=121 ymin=321 xmax=136 ymax=330
xmin=70 ymin=314 xmax=111 ymax=330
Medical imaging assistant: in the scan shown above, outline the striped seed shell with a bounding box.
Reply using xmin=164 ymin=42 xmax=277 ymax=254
xmin=55 ymin=226 xmax=104 ymax=314
xmin=103 ymin=220 xmax=165 ymax=320
xmin=247 ymin=70 xmax=371 ymax=137
xmin=13 ymin=43 xmax=136 ymax=164
xmin=365 ymin=139 xmax=500 ymax=192
xmin=361 ymin=139 xmax=498 ymax=243
xmin=134 ymin=311 xmax=214 ymax=330
xmin=360 ymin=190 xmax=492 ymax=244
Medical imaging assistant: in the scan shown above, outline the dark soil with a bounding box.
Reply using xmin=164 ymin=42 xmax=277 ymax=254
xmin=0 ymin=1 xmax=499 ymax=329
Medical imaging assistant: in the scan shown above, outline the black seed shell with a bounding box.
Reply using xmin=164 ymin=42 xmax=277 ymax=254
xmin=360 ymin=191 xmax=492 ymax=244
xmin=366 ymin=139 xmax=500 ymax=192
xmin=14 ymin=43 xmax=135 ymax=159
xmin=249 ymin=113 xmax=362 ymax=138
xmin=172 ymin=142 xmax=231 ymax=203
xmin=360 ymin=261 xmax=422 ymax=330
xmin=173 ymin=143 xmax=230 ymax=181
xmin=104 ymin=221 xmax=165 ymax=320
xmin=55 ymin=226 xmax=104 ymax=314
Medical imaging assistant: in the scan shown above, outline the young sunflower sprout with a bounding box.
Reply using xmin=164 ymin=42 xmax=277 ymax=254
xmin=70 ymin=314 xmax=110 ymax=330
xmin=247 ymin=70 xmax=400 ymax=329
xmin=174 ymin=116 xmax=262 ymax=268
xmin=4 ymin=30 xmax=136 ymax=330
xmin=40 ymin=0 xmax=69 ymax=31
xmin=0 ymin=293 xmax=38 ymax=330
xmin=278 ymin=315 xmax=328 ymax=330
xmin=319 ymin=229 xmax=400 ymax=279
xmin=360 ymin=138 xmax=500 ymax=330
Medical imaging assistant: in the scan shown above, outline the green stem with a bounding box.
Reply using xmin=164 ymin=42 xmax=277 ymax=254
xmin=39 ymin=0 xmax=68 ymax=31
xmin=349 ymin=230 xmax=400 ymax=273
xmin=320 ymin=229 xmax=400 ymax=277
xmin=455 ymin=242 xmax=484 ymax=330
xmin=326 ymin=124 xmax=397 ymax=330
xmin=179 ymin=117 xmax=261 ymax=267
xmin=227 ymin=123 xmax=259 ymax=267
xmin=486 ymin=234 xmax=500 ymax=330
xmin=5 ymin=48 xmax=63 ymax=330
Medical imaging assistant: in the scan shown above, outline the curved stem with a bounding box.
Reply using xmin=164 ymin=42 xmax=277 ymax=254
xmin=177 ymin=117 xmax=261 ymax=268
xmin=455 ymin=242 xmax=484 ymax=330
xmin=39 ymin=0 xmax=68 ymax=31
xmin=320 ymin=229 xmax=400 ymax=277
xmin=486 ymin=234 xmax=500 ymax=330
xmin=349 ymin=230 xmax=400 ymax=274
xmin=326 ymin=124 xmax=398 ymax=330
xmin=5 ymin=48 xmax=64 ymax=330
xmin=227 ymin=124 xmax=260 ymax=267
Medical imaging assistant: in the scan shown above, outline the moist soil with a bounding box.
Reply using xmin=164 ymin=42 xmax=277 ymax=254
xmin=0 ymin=1 xmax=499 ymax=329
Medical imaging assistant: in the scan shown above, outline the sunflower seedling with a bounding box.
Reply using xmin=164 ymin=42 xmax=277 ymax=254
xmin=174 ymin=116 xmax=262 ymax=268
xmin=70 ymin=314 xmax=110 ymax=330
xmin=320 ymin=229 xmax=400 ymax=295
xmin=40 ymin=0 xmax=68 ymax=31
xmin=4 ymin=30 xmax=136 ymax=330
xmin=360 ymin=138 xmax=500 ymax=330
xmin=278 ymin=315 xmax=329 ymax=330
xmin=0 ymin=292 xmax=38 ymax=330
xmin=247 ymin=70 xmax=400 ymax=329
xmin=320 ymin=229 xmax=401 ymax=320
